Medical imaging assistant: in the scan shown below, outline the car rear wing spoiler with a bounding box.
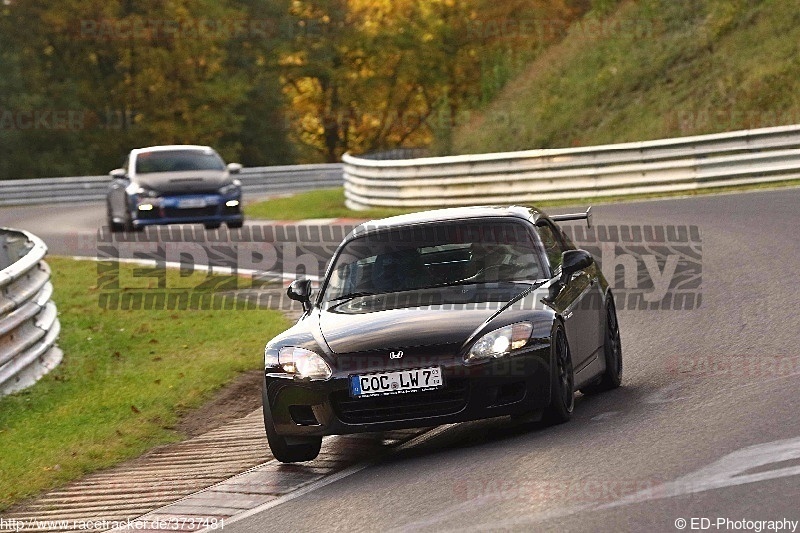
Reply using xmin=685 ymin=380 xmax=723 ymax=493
xmin=550 ymin=206 xmax=593 ymax=228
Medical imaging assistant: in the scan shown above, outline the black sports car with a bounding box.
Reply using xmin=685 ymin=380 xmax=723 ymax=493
xmin=262 ymin=205 xmax=622 ymax=462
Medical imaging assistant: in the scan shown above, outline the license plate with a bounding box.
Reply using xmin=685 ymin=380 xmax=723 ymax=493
xmin=350 ymin=367 xmax=443 ymax=397
xmin=177 ymin=198 xmax=207 ymax=209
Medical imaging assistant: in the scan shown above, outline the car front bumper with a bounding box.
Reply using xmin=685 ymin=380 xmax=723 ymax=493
xmin=263 ymin=345 xmax=552 ymax=438
xmin=130 ymin=194 xmax=243 ymax=227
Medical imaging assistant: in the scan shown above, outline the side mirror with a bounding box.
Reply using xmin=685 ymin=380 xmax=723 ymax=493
xmin=109 ymin=168 xmax=127 ymax=179
xmin=287 ymin=279 xmax=313 ymax=311
xmin=560 ymin=249 xmax=594 ymax=280
xmin=226 ymin=163 xmax=242 ymax=174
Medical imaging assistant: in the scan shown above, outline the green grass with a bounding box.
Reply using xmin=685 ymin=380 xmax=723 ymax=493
xmin=244 ymin=188 xmax=421 ymax=220
xmin=450 ymin=0 xmax=800 ymax=154
xmin=244 ymin=180 xmax=800 ymax=221
xmin=0 ymin=258 xmax=290 ymax=510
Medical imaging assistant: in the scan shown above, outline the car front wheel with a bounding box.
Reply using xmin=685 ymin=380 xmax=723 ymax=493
xmin=262 ymin=387 xmax=321 ymax=463
xmin=124 ymin=210 xmax=143 ymax=232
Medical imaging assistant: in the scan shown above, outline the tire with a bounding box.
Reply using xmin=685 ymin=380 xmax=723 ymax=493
xmin=542 ymin=326 xmax=574 ymax=425
xmin=107 ymin=206 xmax=124 ymax=233
xmin=581 ymin=295 xmax=623 ymax=395
xmin=227 ymin=220 xmax=244 ymax=229
xmin=124 ymin=211 xmax=143 ymax=232
xmin=262 ymin=386 xmax=321 ymax=463
xmin=204 ymin=222 xmax=221 ymax=230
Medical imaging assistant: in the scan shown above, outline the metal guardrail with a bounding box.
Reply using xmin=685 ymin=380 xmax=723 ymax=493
xmin=342 ymin=124 xmax=800 ymax=210
xmin=0 ymin=163 xmax=344 ymax=206
xmin=0 ymin=228 xmax=61 ymax=396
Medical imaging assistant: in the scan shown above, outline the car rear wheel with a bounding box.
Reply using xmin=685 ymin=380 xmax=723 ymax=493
xmin=543 ymin=326 xmax=574 ymax=425
xmin=227 ymin=221 xmax=243 ymax=229
xmin=203 ymin=222 xmax=221 ymax=230
xmin=580 ymin=295 xmax=623 ymax=395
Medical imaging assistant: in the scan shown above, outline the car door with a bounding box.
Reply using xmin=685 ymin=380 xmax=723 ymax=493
xmin=536 ymin=220 xmax=602 ymax=370
xmin=557 ymin=222 xmax=605 ymax=356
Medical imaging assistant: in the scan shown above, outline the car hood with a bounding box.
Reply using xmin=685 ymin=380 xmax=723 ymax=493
xmin=135 ymin=170 xmax=231 ymax=194
xmin=319 ymin=306 xmax=496 ymax=355
xmin=317 ymin=283 xmax=539 ymax=354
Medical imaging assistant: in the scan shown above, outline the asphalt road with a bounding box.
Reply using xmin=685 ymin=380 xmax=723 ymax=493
xmin=2 ymin=188 xmax=799 ymax=532
xmin=0 ymin=202 xmax=107 ymax=256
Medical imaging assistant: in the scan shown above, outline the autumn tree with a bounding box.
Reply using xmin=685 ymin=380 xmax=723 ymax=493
xmin=0 ymin=0 xmax=293 ymax=179
xmin=0 ymin=0 xmax=590 ymax=179
xmin=279 ymin=0 xmax=589 ymax=160
xmin=224 ymin=0 xmax=296 ymax=166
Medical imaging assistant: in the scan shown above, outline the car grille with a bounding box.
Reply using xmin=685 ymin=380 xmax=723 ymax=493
xmin=331 ymin=378 xmax=468 ymax=424
xmin=163 ymin=206 xmax=218 ymax=218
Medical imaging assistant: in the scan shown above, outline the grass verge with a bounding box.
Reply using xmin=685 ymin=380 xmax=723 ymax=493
xmin=0 ymin=258 xmax=290 ymax=511
xmin=244 ymin=188 xmax=421 ymax=220
xmin=244 ymin=180 xmax=800 ymax=221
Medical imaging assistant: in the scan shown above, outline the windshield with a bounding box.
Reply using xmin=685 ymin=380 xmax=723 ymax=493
xmin=134 ymin=150 xmax=225 ymax=174
xmin=322 ymin=220 xmax=543 ymax=303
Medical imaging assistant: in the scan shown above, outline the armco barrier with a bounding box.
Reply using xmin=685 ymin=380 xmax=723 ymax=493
xmin=0 ymin=228 xmax=61 ymax=396
xmin=342 ymin=124 xmax=800 ymax=210
xmin=0 ymin=163 xmax=343 ymax=206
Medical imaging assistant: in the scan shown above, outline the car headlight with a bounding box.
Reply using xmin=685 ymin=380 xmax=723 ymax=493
xmin=126 ymin=183 xmax=160 ymax=199
xmin=466 ymin=322 xmax=533 ymax=362
xmin=218 ymin=180 xmax=241 ymax=196
xmin=273 ymin=346 xmax=332 ymax=380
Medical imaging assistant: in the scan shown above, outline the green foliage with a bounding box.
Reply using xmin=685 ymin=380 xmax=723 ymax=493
xmin=450 ymin=0 xmax=800 ymax=154
xmin=0 ymin=0 xmax=293 ymax=179
xmin=0 ymin=0 xmax=588 ymax=178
